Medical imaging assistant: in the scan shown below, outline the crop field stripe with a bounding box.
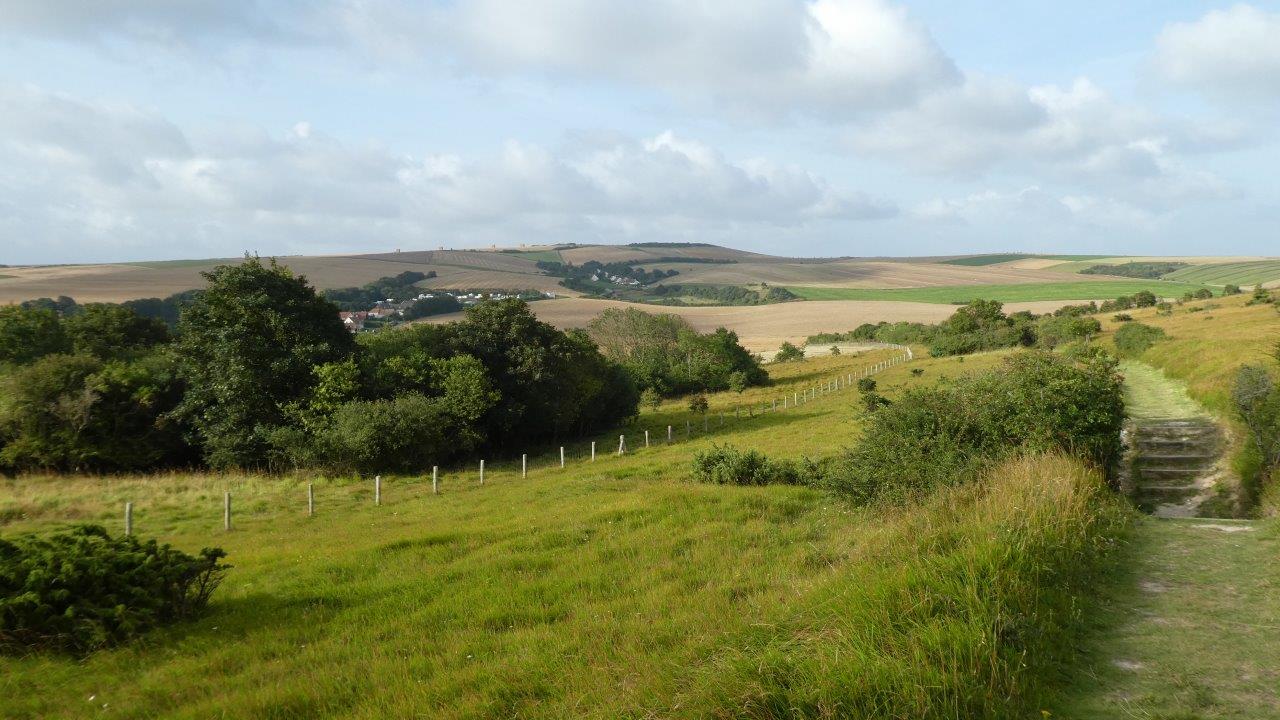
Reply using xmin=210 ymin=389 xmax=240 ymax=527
xmin=784 ymin=280 xmax=1213 ymax=304
xmin=1163 ymin=260 xmax=1280 ymax=286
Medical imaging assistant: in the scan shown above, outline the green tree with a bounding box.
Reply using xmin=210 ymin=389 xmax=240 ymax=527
xmin=0 ymin=306 xmax=69 ymax=365
xmin=640 ymin=387 xmax=662 ymax=411
xmin=175 ymin=257 xmax=355 ymax=469
xmin=63 ymin=303 xmax=170 ymax=360
xmin=0 ymin=352 xmax=192 ymax=472
xmin=1133 ymin=290 xmax=1158 ymax=307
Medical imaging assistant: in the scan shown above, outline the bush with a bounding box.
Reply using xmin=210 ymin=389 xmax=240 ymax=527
xmin=1223 ymin=284 xmax=1242 ymax=296
xmin=857 ymin=377 xmax=877 ymax=392
xmin=691 ymin=444 xmax=806 ymax=486
xmin=1112 ymin=313 xmax=1133 ymax=322
xmin=775 ymin=342 xmax=805 ymax=362
xmin=0 ymin=526 xmax=228 ymax=654
xmin=1113 ymin=322 xmax=1167 ymax=357
xmin=688 ymin=393 xmax=709 ymax=415
xmin=821 ymin=352 xmax=1124 ymax=505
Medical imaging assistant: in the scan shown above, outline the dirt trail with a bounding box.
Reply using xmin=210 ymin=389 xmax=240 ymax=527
xmin=1054 ymin=361 xmax=1280 ymax=718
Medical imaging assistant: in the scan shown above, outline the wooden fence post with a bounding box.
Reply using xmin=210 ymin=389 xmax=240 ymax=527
xmin=685 ymin=420 xmax=690 ymax=438
xmin=307 ymin=484 xmax=314 ymax=517
xmin=124 ymin=501 xmax=133 ymax=536
xmin=223 ymin=492 xmax=231 ymax=531
xmin=432 ymin=466 xmax=439 ymax=495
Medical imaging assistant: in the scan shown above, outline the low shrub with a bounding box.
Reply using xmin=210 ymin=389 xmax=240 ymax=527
xmin=1113 ymin=322 xmax=1167 ymax=357
xmin=774 ymin=342 xmax=805 ymax=362
xmin=1112 ymin=313 xmax=1133 ymax=322
xmin=0 ymin=526 xmax=228 ymax=654
xmin=691 ymin=444 xmax=807 ymax=486
xmin=856 ymin=377 xmax=877 ymax=392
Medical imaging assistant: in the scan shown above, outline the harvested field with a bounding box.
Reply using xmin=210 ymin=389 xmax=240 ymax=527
xmin=426 ymin=297 xmax=1079 ymax=351
xmin=0 ymin=252 xmax=559 ymax=304
xmin=1163 ymin=260 xmax=1280 ymax=288
xmin=559 ymin=244 xmax=769 ymax=265
xmin=785 ymin=280 xmax=1210 ymax=304
xmin=640 ymin=259 xmax=1108 ymax=288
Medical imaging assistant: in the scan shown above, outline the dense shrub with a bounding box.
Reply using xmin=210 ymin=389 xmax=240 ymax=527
xmin=820 ymin=352 xmax=1124 ymax=504
xmin=691 ymin=444 xmax=806 ymax=486
xmin=1233 ymin=365 xmax=1280 ymax=476
xmin=1113 ymin=322 xmax=1167 ymax=357
xmin=63 ymin=304 xmax=170 ymax=360
xmin=0 ymin=306 xmax=68 ymax=365
xmin=0 ymin=352 xmax=193 ymax=472
xmin=586 ymin=308 xmax=766 ymax=396
xmin=1035 ymin=314 xmax=1101 ymax=349
xmin=774 ymin=342 xmax=805 ymax=362
xmin=0 ymin=526 xmax=228 ymax=654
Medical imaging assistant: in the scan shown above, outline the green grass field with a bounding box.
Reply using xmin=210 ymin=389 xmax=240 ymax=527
xmin=0 ymin=348 xmax=1131 ymax=719
xmin=785 ymin=280 xmax=1211 ymax=304
xmin=1163 ymin=260 xmax=1280 ymax=287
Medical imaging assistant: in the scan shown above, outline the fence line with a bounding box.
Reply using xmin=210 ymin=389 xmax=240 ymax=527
xmin=120 ymin=347 xmax=913 ymax=534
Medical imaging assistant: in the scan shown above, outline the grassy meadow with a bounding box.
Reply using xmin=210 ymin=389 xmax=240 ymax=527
xmin=784 ymin=280 xmax=1211 ymax=304
xmin=0 ymin=347 xmax=1133 ymax=719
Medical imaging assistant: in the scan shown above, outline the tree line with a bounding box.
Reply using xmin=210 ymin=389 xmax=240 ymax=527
xmin=0 ymin=258 xmax=658 ymax=475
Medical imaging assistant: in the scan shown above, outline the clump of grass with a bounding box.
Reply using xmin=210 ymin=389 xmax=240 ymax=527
xmin=681 ymin=453 xmax=1131 ymax=719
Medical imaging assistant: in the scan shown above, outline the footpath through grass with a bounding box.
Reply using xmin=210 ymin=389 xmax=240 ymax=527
xmin=1053 ymin=518 xmax=1280 ymax=718
xmin=1053 ymin=303 xmax=1280 ymax=717
xmin=785 ymin=280 xmax=1210 ymax=304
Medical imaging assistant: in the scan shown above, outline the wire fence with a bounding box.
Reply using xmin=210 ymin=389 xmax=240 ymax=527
xmin=122 ymin=345 xmax=914 ymax=535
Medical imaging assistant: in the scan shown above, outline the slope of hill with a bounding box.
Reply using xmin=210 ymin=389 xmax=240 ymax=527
xmin=1163 ymin=260 xmax=1280 ymax=288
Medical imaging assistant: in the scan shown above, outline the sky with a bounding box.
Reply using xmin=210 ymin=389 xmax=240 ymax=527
xmin=1 ymin=1 xmax=1278 ymax=264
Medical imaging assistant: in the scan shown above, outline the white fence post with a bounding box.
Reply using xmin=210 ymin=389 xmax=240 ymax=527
xmin=591 ymin=441 xmax=596 ymax=461
xmin=124 ymin=501 xmax=133 ymax=536
xmin=645 ymin=430 xmax=650 ymax=447
xmin=307 ymin=484 xmax=314 ymax=517
xmin=480 ymin=460 xmax=485 ymax=485
xmin=432 ymin=466 xmax=439 ymax=495
xmin=668 ymin=425 xmax=673 ymax=441
xmin=618 ymin=435 xmax=626 ymax=455
xmin=223 ymin=492 xmax=231 ymax=531
xmin=375 ymin=475 xmax=381 ymax=505
xmin=522 ymin=453 xmax=528 ymax=478
xmin=560 ymin=446 xmax=565 ymax=468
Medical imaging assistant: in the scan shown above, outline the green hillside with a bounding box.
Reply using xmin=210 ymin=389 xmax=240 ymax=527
xmin=1163 ymin=260 xmax=1280 ymax=287
xmin=785 ymin=280 xmax=1211 ymax=304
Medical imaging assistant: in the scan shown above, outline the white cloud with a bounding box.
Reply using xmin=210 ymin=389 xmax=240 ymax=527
xmin=0 ymin=84 xmax=892 ymax=263
xmin=850 ymin=75 xmax=1235 ymax=210
xmin=0 ymin=0 xmax=958 ymax=119
xmin=914 ymin=186 xmax=1156 ymax=231
xmin=1154 ymin=4 xmax=1280 ymax=101
xmin=435 ymin=0 xmax=958 ymax=118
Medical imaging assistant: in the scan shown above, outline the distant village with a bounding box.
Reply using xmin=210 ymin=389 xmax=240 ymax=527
xmin=338 ymin=289 xmax=556 ymax=332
